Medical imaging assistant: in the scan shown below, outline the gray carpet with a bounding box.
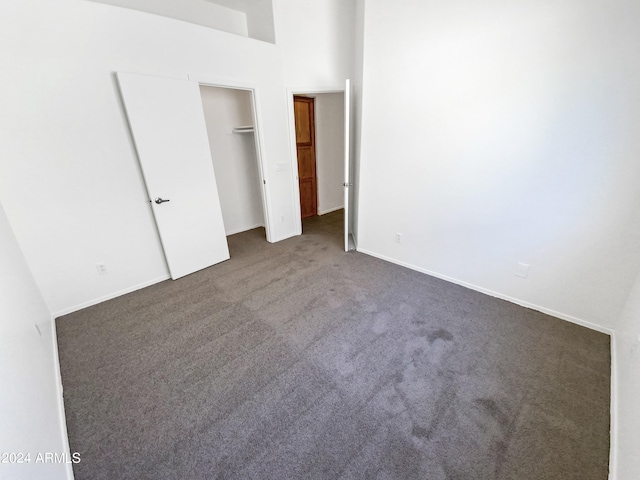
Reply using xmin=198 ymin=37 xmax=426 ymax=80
xmin=56 ymin=210 xmax=610 ymax=479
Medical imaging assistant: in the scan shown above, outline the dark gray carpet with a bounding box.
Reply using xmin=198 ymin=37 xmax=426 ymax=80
xmin=56 ymin=210 xmax=610 ymax=480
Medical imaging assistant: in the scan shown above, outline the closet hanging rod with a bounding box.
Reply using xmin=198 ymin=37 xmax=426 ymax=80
xmin=232 ymin=126 xmax=254 ymax=133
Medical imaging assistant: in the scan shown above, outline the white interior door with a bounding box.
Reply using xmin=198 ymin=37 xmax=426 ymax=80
xmin=343 ymin=79 xmax=354 ymax=252
xmin=117 ymin=72 xmax=229 ymax=279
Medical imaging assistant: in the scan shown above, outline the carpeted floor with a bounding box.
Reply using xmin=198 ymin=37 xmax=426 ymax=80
xmin=56 ymin=210 xmax=610 ymax=479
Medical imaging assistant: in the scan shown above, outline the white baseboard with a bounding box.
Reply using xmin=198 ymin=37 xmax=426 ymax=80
xmin=51 ymin=316 xmax=75 ymax=480
xmin=356 ymin=247 xmax=614 ymax=335
xmin=225 ymin=223 xmax=265 ymax=236
xmin=53 ymin=275 xmax=170 ymax=318
xmin=318 ymin=206 xmax=344 ymax=215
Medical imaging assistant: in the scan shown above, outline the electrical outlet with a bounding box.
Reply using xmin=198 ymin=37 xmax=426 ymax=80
xmin=515 ymin=262 xmax=530 ymax=278
xmin=395 ymin=233 xmax=403 ymax=244
xmin=96 ymin=263 xmax=108 ymax=275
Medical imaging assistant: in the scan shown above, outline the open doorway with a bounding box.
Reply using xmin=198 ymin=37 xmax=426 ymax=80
xmin=293 ymin=96 xmax=318 ymax=219
xmin=292 ymin=92 xmax=346 ymax=229
xmin=199 ymin=85 xmax=268 ymax=242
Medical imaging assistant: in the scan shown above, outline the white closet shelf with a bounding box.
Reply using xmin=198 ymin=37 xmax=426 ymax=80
xmin=232 ymin=126 xmax=254 ymax=133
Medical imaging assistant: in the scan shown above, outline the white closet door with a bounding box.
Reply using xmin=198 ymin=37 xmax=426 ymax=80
xmin=117 ymin=72 xmax=229 ymax=279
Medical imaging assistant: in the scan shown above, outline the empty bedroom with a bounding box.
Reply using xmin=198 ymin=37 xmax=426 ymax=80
xmin=1 ymin=0 xmax=640 ymax=479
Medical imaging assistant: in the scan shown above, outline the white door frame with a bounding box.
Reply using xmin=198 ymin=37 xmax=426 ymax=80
xmin=189 ymin=74 xmax=274 ymax=243
xmin=343 ymin=78 xmax=352 ymax=252
xmin=286 ymin=86 xmax=346 ymax=235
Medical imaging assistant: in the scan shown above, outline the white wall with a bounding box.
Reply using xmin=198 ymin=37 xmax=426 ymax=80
xmin=88 ymin=0 xmax=249 ymax=37
xmin=245 ymin=0 xmax=276 ymax=43
xmin=351 ymin=0 xmax=365 ymax=245
xmin=315 ymin=93 xmax=345 ymax=214
xmin=276 ymin=0 xmax=357 ymax=88
xmin=615 ymin=272 xmax=640 ymax=479
xmin=200 ymin=86 xmax=264 ymax=236
xmin=357 ymin=0 xmax=640 ymax=331
xmin=0 ymin=202 xmax=70 ymax=480
xmin=0 ymin=0 xmax=298 ymax=315
xmin=90 ymin=0 xmax=278 ymax=43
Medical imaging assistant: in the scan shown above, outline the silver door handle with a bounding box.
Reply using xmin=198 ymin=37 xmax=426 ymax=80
xmin=154 ymin=197 xmax=170 ymax=204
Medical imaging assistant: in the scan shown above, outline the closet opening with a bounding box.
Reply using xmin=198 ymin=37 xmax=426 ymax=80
xmin=198 ymin=84 xmax=268 ymax=245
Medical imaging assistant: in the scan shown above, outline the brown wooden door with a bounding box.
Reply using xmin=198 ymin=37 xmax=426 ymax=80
xmin=293 ymin=96 xmax=317 ymax=219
